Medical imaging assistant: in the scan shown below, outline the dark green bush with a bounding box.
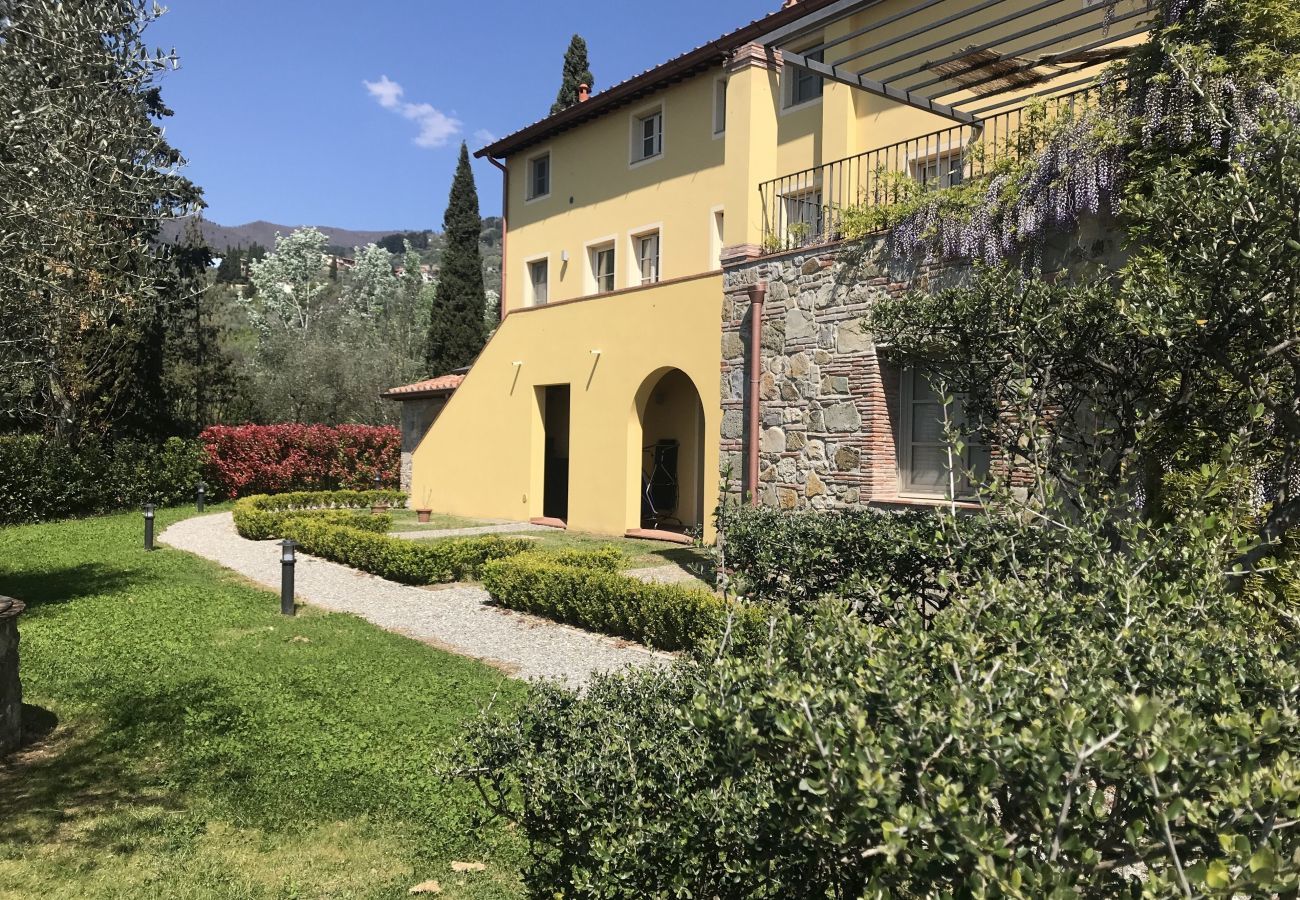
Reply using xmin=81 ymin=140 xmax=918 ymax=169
xmin=0 ymin=435 xmax=206 ymax=525
xmin=480 ymin=553 xmax=762 ymax=652
xmin=459 ymin=526 xmax=1300 ymax=897
xmin=280 ymin=518 xmax=534 ymax=585
xmin=231 ymin=490 xmax=407 ymax=540
xmin=722 ymin=505 xmax=1050 ymax=615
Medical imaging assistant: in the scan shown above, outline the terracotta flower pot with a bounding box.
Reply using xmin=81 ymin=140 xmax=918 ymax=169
xmin=371 ymin=503 xmax=390 ymax=516
xmin=416 ymin=509 xmax=433 ymax=524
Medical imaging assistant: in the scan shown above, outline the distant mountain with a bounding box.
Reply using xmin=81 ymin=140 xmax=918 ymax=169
xmin=160 ymin=218 xmax=407 ymax=252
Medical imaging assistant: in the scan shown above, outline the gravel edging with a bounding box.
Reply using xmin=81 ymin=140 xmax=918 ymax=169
xmin=160 ymin=513 xmax=669 ymax=689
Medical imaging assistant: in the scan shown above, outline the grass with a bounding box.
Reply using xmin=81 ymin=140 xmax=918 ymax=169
xmin=0 ymin=506 xmax=526 ymax=899
xmin=388 ymin=508 xmax=489 ymax=533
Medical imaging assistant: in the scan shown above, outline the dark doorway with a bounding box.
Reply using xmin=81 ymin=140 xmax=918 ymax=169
xmin=541 ymin=385 xmax=570 ymax=522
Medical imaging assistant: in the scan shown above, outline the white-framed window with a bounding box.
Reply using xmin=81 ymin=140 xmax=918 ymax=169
xmin=590 ymin=242 xmax=616 ymax=294
xmin=784 ymin=44 xmax=825 ymax=109
xmin=713 ymin=77 xmax=728 ymax=136
xmin=899 ymin=368 xmax=988 ymax=498
xmin=632 ymin=107 xmax=663 ymax=164
xmin=635 ymin=232 xmax=660 ymax=285
xmin=527 ymin=257 xmax=549 ymax=305
xmin=911 ymin=148 xmax=965 ymax=189
xmin=526 ymin=152 xmax=551 ymax=201
xmin=783 ymin=189 xmax=824 ymax=246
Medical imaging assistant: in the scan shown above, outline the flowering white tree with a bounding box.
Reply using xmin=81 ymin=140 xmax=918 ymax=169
xmin=344 ymin=243 xmax=400 ymax=320
xmin=245 ymin=227 xmax=330 ymax=335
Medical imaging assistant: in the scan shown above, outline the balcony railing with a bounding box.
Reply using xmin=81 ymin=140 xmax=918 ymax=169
xmin=758 ymin=86 xmax=1104 ymax=255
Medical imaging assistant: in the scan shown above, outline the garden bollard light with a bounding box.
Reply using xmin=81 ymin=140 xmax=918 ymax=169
xmin=373 ymin=473 xmax=383 ymax=491
xmin=197 ymin=481 xmax=206 ymax=513
xmin=280 ymin=539 xmax=296 ymax=616
xmin=143 ymin=504 xmax=155 ymax=551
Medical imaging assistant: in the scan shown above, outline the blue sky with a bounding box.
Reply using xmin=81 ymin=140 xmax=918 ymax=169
xmin=151 ymin=0 xmax=777 ymax=231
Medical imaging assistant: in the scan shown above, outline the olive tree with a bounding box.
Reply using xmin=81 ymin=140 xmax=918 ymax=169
xmin=0 ymin=0 xmax=200 ymax=437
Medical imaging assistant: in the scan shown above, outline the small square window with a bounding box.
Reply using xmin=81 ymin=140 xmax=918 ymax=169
xmin=590 ymin=244 xmax=615 ymax=294
xmin=785 ymin=47 xmax=825 ymax=108
xmin=632 ymin=109 xmax=663 ymax=163
xmin=912 ymin=150 xmax=965 ymax=189
xmin=899 ymin=368 xmax=989 ymax=499
xmin=636 ymin=233 xmax=660 ymax=285
xmin=713 ymin=79 xmax=728 ymax=136
xmin=527 ymin=153 xmax=550 ymax=200
xmin=783 ymin=190 xmax=824 ymax=246
xmin=528 ymin=258 xmax=548 ymax=305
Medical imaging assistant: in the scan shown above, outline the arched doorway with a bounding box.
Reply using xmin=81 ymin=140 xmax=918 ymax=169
xmin=632 ymin=368 xmax=706 ymax=532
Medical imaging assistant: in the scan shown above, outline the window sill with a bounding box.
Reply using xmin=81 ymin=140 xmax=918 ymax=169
xmin=868 ymin=496 xmax=984 ymax=512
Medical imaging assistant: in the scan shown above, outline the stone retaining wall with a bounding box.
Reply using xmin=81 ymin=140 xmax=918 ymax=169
xmin=0 ymin=596 xmax=24 ymax=756
xmin=719 ymin=222 xmax=1123 ymax=512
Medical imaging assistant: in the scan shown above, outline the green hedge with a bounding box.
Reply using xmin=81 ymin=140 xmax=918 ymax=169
xmin=481 ymin=553 xmax=762 ymax=652
xmin=722 ymin=505 xmax=1050 ymax=616
xmin=232 ymin=490 xmax=407 ymax=540
xmin=0 ymin=435 xmax=206 ymax=525
xmin=281 ymin=518 xmax=535 ymax=585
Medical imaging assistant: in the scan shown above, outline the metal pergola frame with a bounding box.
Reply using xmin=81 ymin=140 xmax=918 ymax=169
xmin=759 ymin=0 xmax=1152 ymax=125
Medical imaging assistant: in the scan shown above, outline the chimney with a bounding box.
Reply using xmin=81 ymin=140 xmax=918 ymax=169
xmin=578 ymin=83 xmax=590 ymax=103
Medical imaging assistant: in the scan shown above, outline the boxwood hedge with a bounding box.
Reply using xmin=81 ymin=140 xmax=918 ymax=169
xmin=481 ymin=553 xmax=764 ymax=652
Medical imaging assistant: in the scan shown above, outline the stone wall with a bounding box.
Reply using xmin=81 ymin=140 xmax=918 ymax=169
xmin=399 ymin=397 xmax=448 ymax=497
xmin=719 ymin=222 xmax=1123 ymax=512
xmin=0 ymin=597 xmax=24 ymax=756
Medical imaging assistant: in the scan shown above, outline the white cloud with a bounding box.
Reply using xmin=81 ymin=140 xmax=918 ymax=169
xmin=363 ymin=75 xmax=463 ymax=149
xmin=473 ymin=128 xmax=498 ymax=146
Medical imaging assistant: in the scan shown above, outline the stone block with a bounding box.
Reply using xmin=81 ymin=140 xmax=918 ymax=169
xmin=721 ymin=331 xmax=745 ymax=360
xmin=780 ymin=380 xmax=801 ymax=402
xmin=835 ymin=446 xmax=861 ymax=471
xmin=805 ymin=439 xmax=826 ymax=461
xmin=820 ymin=375 xmax=850 ymax=395
xmin=777 ymin=487 xmax=800 ymax=509
xmin=836 ymin=322 xmax=872 ymax=353
xmin=805 ymin=471 xmax=827 ymax=498
xmin=761 ymin=426 xmax=786 ymax=455
xmin=721 ymin=409 xmax=744 ymax=439
xmin=786 ymin=308 xmax=816 ymax=341
xmin=825 ymin=401 xmax=863 ymax=433
xmin=788 ymin=352 xmax=810 ymax=377
xmin=760 ymin=372 xmax=778 ymax=401
xmin=787 ymin=430 xmax=806 ymax=451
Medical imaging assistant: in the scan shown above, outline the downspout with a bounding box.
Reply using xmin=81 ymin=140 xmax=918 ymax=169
xmin=746 ymin=280 xmax=767 ymax=506
xmin=486 ymin=156 xmax=508 ymax=322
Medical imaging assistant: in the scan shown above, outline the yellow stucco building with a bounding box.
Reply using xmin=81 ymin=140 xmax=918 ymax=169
xmin=395 ymin=0 xmax=1146 ymax=542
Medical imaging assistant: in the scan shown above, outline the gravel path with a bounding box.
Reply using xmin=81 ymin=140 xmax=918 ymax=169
xmin=160 ymin=513 xmax=669 ymax=688
xmin=389 ymin=521 xmax=552 ymax=541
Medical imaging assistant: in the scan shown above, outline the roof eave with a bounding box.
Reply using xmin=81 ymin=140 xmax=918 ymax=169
xmin=474 ymin=0 xmax=841 ymax=161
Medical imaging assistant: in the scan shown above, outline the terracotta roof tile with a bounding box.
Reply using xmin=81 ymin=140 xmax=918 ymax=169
xmin=475 ymin=0 xmax=838 ymax=160
xmin=381 ymin=373 xmax=464 ymax=400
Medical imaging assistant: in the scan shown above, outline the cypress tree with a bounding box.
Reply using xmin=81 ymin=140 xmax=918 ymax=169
xmin=426 ymin=143 xmax=488 ymax=374
xmin=550 ymin=34 xmax=594 ymax=115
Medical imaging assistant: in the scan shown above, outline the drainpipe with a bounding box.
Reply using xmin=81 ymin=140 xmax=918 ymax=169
xmin=486 ymin=156 xmax=509 ymax=322
xmin=746 ymin=280 xmax=767 ymax=506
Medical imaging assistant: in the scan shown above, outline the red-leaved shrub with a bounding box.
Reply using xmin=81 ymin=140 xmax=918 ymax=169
xmin=201 ymin=424 xmax=401 ymax=499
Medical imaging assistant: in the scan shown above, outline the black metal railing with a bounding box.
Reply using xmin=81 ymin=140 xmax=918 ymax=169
xmin=758 ymin=86 xmax=1104 ymax=254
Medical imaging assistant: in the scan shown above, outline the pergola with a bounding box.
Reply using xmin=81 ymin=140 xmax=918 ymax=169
xmin=758 ymin=0 xmax=1154 ymax=125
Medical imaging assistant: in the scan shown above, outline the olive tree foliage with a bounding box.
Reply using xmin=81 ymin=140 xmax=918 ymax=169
xmin=244 ymin=227 xmax=331 ymax=334
xmin=0 ymin=0 xmax=201 ymax=437
xmin=237 ymin=228 xmax=431 ymax=424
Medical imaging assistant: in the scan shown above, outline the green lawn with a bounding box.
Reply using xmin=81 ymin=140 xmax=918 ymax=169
xmin=0 ymin=507 xmax=525 ymax=899
xmin=388 ymin=508 xmax=489 ymax=533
